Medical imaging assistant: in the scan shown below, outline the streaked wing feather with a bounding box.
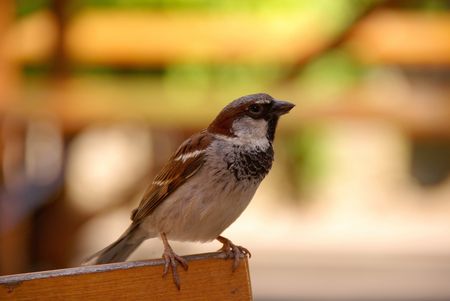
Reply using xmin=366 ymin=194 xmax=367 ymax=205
xmin=131 ymin=131 xmax=211 ymax=223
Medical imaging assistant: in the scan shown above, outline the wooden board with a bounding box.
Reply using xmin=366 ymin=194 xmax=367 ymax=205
xmin=0 ymin=252 xmax=252 ymax=300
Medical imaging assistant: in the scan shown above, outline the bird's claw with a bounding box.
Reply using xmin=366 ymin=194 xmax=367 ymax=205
xmin=217 ymin=236 xmax=251 ymax=271
xmin=162 ymin=247 xmax=188 ymax=290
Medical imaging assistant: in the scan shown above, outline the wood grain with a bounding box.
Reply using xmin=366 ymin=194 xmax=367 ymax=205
xmin=0 ymin=252 xmax=252 ymax=300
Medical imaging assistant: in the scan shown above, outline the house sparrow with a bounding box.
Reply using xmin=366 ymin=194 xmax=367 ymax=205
xmin=83 ymin=93 xmax=294 ymax=289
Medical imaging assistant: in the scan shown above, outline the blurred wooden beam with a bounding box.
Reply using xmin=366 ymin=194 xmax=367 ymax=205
xmin=0 ymin=0 xmax=18 ymax=110
xmin=6 ymin=76 xmax=448 ymax=138
xmin=9 ymin=9 xmax=450 ymax=66
xmin=0 ymin=252 xmax=252 ymax=300
xmin=346 ymin=9 xmax=450 ymax=65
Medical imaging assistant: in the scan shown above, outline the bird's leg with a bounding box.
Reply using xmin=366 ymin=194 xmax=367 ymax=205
xmin=216 ymin=235 xmax=251 ymax=271
xmin=160 ymin=232 xmax=188 ymax=290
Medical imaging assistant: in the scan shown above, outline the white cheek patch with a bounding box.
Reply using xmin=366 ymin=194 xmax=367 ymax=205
xmin=232 ymin=117 xmax=267 ymax=139
xmin=174 ymin=149 xmax=206 ymax=163
xmin=229 ymin=116 xmax=269 ymax=148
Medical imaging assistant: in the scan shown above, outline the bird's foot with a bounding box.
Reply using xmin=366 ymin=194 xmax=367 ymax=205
xmin=161 ymin=233 xmax=188 ymax=290
xmin=217 ymin=236 xmax=251 ymax=271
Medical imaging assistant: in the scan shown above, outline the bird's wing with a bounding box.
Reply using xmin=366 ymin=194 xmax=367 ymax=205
xmin=131 ymin=130 xmax=212 ymax=223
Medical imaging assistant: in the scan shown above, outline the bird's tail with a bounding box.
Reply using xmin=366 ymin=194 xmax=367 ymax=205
xmin=82 ymin=223 xmax=147 ymax=265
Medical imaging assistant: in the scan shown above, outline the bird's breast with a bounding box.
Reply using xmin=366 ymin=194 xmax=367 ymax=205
xmin=140 ymin=139 xmax=273 ymax=242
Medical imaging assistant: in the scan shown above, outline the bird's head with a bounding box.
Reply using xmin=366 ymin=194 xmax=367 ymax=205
xmin=207 ymin=93 xmax=294 ymax=142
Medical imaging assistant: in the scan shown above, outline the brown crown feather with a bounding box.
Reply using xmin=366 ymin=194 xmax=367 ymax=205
xmin=207 ymin=93 xmax=274 ymax=136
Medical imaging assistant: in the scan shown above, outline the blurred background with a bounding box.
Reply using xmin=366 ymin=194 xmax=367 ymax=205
xmin=1 ymin=0 xmax=450 ymax=300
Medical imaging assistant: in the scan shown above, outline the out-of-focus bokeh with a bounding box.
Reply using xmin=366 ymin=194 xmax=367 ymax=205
xmin=1 ymin=0 xmax=450 ymax=300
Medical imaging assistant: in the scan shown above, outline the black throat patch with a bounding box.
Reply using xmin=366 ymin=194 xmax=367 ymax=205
xmin=224 ymin=144 xmax=274 ymax=182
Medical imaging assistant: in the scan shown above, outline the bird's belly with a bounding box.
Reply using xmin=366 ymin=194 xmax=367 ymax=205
xmin=141 ymin=169 xmax=259 ymax=242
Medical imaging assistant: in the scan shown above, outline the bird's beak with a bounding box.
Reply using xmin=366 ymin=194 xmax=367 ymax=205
xmin=272 ymin=100 xmax=295 ymax=116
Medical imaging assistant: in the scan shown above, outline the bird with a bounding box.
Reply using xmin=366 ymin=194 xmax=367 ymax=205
xmin=83 ymin=93 xmax=294 ymax=289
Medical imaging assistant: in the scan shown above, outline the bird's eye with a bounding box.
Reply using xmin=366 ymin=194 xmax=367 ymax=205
xmin=248 ymin=104 xmax=263 ymax=116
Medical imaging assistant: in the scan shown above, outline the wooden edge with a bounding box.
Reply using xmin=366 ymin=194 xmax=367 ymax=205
xmin=0 ymin=252 xmax=252 ymax=300
xmin=0 ymin=252 xmax=229 ymax=284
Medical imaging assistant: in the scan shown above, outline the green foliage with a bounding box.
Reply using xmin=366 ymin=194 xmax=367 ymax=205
xmin=16 ymin=0 xmax=376 ymax=14
xmin=16 ymin=0 xmax=51 ymax=17
xmin=285 ymin=126 xmax=328 ymax=198
xmin=158 ymin=63 xmax=288 ymax=107
xmin=400 ymin=0 xmax=450 ymax=10
xmin=68 ymin=0 xmax=310 ymax=12
xmin=295 ymin=50 xmax=367 ymax=103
